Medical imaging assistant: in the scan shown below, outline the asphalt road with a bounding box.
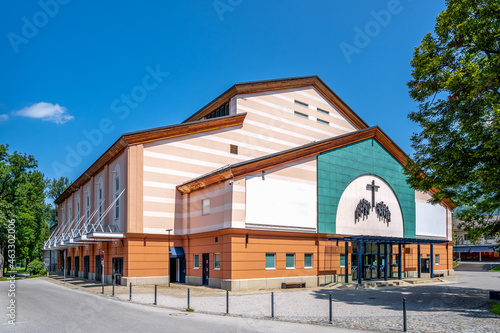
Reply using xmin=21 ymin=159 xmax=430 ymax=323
xmin=0 ymin=278 xmax=365 ymax=333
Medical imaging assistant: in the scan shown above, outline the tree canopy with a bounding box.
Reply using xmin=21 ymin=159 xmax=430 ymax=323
xmin=0 ymin=144 xmax=51 ymax=277
xmin=405 ymin=0 xmax=500 ymax=241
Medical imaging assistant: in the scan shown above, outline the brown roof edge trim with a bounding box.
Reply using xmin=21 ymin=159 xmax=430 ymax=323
xmin=55 ymin=136 xmax=128 ymax=205
xmin=125 ymin=113 xmax=246 ymax=145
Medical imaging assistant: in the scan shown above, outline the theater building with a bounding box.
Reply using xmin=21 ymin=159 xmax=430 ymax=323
xmin=44 ymin=76 xmax=454 ymax=290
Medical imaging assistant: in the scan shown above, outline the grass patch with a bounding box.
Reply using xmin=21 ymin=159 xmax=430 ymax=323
xmin=0 ymin=275 xmax=22 ymax=281
xmin=490 ymin=302 xmax=500 ymax=316
xmin=185 ymin=308 xmax=194 ymax=312
xmin=453 ymin=262 xmax=461 ymax=267
xmin=489 ymin=265 xmax=500 ymax=272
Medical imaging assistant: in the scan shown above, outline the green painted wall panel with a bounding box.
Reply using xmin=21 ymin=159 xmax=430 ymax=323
xmin=317 ymin=138 xmax=416 ymax=238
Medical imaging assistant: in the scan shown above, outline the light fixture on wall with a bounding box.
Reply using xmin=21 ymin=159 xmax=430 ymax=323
xmin=262 ymin=170 xmax=266 ymax=180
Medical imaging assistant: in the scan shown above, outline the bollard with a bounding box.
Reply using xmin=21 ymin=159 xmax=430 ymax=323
xmin=154 ymin=285 xmax=157 ymax=305
xmin=226 ymin=290 xmax=229 ymax=314
xmin=112 ymin=277 xmax=115 ymax=297
xmin=187 ymin=288 xmax=190 ymax=309
xmin=403 ymin=297 xmax=407 ymax=332
xmin=329 ymin=293 xmax=333 ymax=324
xmin=102 ymin=280 xmax=104 ymax=294
xmin=271 ymin=292 xmax=274 ymax=318
xmin=129 ymin=283 xmax=132 ymax=301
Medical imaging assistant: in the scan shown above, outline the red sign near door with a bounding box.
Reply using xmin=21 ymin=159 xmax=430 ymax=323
xmin=100 ymin=251 xmax=104 ymax=263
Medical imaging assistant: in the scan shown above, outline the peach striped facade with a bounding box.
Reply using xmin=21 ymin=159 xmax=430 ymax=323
xmin=50 ymin=77 xmax=454 ymax=290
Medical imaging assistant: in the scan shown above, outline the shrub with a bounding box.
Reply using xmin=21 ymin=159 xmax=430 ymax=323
xmin=26 ymin=260 xmax=45 ymax=276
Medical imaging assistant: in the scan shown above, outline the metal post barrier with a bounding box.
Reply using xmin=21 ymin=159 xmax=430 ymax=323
xmin=271 ymin=292 xmax=274 ymax=318
xmin=187 ymin=288 xmax=190 ymax=309
xmin=112 ymin=276 xmax=115 ymax=297
xmin=403 ymin=297 xmax=407 ymax=332
xmin=129 ymin=283 xmax=132 ymax=301
xmin=102 ymin=280 xmax=104 ymax=294
xmin=154 ymin=285 xmax=157 ymax=305
xmin=226 ymin=290 xmax=229 ymax=314
xmin=329 ymin=293 xmax=333 ymax=324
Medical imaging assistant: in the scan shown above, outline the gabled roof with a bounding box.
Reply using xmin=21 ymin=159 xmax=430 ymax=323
xmin=55 ymin=114 xmax=246 ymax=204
xmin=182 ymin=75 xmax=369 ymax=130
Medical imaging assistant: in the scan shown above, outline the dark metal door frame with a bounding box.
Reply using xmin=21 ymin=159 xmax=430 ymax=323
xmin=202 ymin=253 xmax=209 ymax=285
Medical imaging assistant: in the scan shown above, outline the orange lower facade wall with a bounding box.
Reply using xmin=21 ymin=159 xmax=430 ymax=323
xmin=56 ymin=229 xmax=454 ymax=290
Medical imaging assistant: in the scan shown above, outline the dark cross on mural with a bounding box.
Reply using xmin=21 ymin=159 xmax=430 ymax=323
xmin=366 ymin=180 xmax=380 ymax=209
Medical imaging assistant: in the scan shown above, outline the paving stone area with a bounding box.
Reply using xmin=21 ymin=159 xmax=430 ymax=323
xmin=48 ymin=272 xmax=500 ymax=332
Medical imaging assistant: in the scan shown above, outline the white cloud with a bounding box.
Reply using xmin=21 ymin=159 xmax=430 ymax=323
xmin=0 ymin=114 xmax=8 ymax=122
xmin=13 ymin=102 xmax=74 ymax=124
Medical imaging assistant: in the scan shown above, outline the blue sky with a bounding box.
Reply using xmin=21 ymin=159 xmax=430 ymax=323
xmin=0 ymin=0 xmax=446 ymax=184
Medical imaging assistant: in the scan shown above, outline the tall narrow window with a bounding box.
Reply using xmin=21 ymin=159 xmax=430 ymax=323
xmin=114 ymin=177 xmax=120 ymax=220
xmin=86 ymin=193 xmax=90 ymax=222
xmin=68 ymin=206 xmax=72 ymax=223
xmin=61 ymin=207 xmax=65 ymax=224
xmin=98 ymin=187 xmax=103 ymax=218
xmin=340 ymin=254 xmax=346 ymax=268
xmin=76 ymin=201 xmax=80 ymax=220
xmin=214 ymin=253 xmax=221 ymax=269
xmin=194 ymin=254 xmax=199 ymax=269
xmin=435 ymin=254 xmax=440 ymax=265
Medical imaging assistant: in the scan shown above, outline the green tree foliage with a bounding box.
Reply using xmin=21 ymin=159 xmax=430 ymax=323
xmin=0 ymin=144 xmax=50 ymax=278
xmin=46 ymin=177 xmax=70 ymax=228
xmin=405 ymin=0 xmax=500 ymax=241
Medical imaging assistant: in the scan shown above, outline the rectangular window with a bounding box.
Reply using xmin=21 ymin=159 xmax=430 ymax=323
xmin=304 ymin=253 xmax=313 ymax=268
xmin=317 ymin=108 xmax=329 ymax=115
xmin=194 ymin=254 xmax=199 ymax=269
xmin=214 ymin=253 xmax=221 ymax=269
xmin=265 ymin=253 xmax=275 ymax=269
xmin=294 ymin=100 xmax=308 ymax=108
xmin=115 ymin=178 xmax=119 ymax=191
xmin=317 ymin=118 xmax=329 ymax=125
xmin=230 ymin=144 xmax=238 ymax=155
xmin=98 ymin=187 xmax=103 ymax=217
xmin=202 ymin=199 xmax=210 ymax=215
xmin=286 ymin=253 xmax=295 ymax=269
xmin=294 ymin=111 xmax=308 ymax=119
xmin=340 ymin=254 xmax=346 ymax=268
xmin=435 ymin=254 xmax=439 ymax=265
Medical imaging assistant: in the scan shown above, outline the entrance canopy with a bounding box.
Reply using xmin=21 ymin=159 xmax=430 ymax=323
xmin=170 ymin=247 xmax=185 ymax=258
xmin=454 ymin=245 xmax=495 ymax=253
xmin=328 ymin=235 xmax=449 ymax=244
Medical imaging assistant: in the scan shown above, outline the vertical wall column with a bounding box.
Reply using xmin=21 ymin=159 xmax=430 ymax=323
xmin=127 ymin=145 xmax=143 ymax=233
xmin=376 ymin=244 xmax=381 ymax=279
xmin=345 ymin=241 xmax=349 ymax=283
xmin=417 ymin=244 xmax=421 ymax=278
xmin=398 ymin=243 xmax=402 ymax=280
xmin=357 ymin=240 xmax=362 ymax=284
xmin=430 ymin=243 xmax=434 ymax=278
xmin=384 ymin=243 xmax=388 ymax=281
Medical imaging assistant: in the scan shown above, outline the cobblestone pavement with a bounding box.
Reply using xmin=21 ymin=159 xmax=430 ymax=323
xmin=47 ymin=272 xmax=500 ymax=332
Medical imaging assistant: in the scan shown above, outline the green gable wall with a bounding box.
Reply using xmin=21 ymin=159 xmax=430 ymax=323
xmin=317 ymin=138 xmax=415 ymax=237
